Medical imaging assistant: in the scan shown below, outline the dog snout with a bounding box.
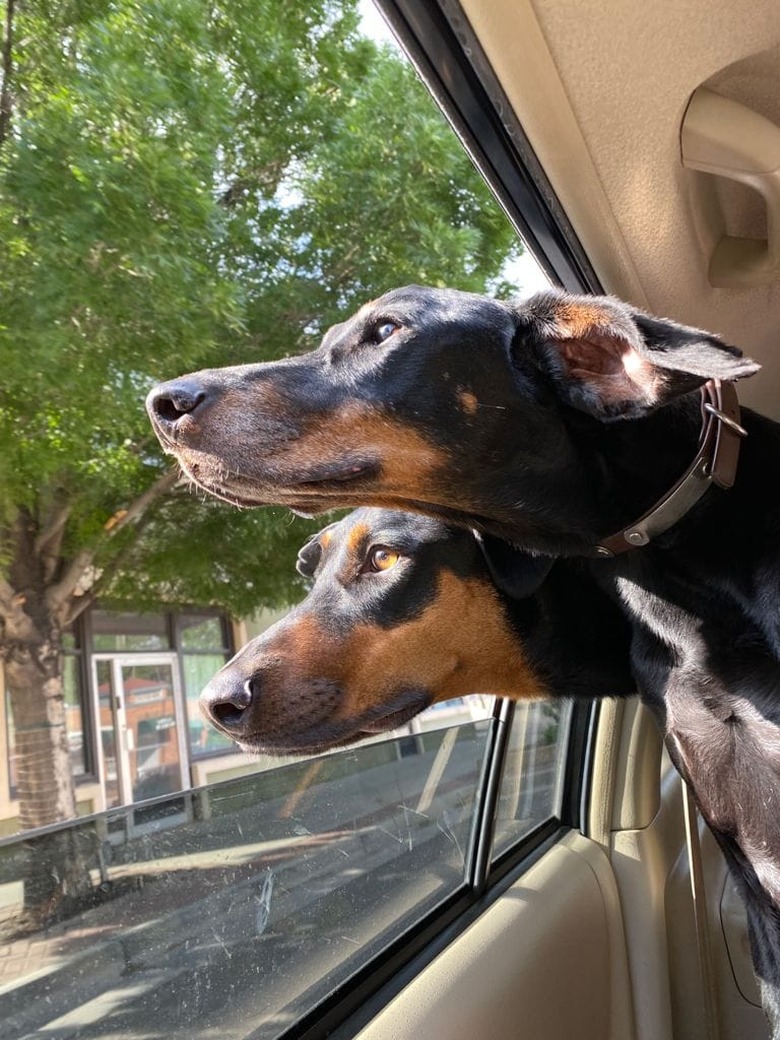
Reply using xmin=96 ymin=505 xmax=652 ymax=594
xmin=146 ymin=377 xmax=209 ymax=428
xmin=200 ymin=673 xmax=258 ymax=736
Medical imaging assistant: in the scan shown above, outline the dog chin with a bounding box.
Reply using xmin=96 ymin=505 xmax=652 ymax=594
xmin=358 ymin=699 xmax=431 ymax=733
xmin=177 ymin=456 xmax=381 ymax=512
xmin=236 ymin=696 xmax=432 ymax=756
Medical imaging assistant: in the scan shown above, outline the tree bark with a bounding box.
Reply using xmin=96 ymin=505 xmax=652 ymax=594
xmin=4 ymin=639 xmax=76 ymax=830
xmin=3 ymin=630 xmax=93 ymax=920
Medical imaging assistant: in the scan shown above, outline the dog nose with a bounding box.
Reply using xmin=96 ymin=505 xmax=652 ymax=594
xmin=200 ymin=676 xmax=257 ymax=735
xmin=146 ymin=378 xmax=208 ymax=426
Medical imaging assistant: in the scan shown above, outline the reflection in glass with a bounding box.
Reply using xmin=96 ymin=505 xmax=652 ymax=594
xmin=183 ymin=653 xmax=234 ymax=756
xmin=63 ymin=654 xmax=87 ymax=778
xmin=91 ymin=610 xmax=170 ymax=652
xmin=121 ymin=663 xmax=183 ymax=803
xmin=179 ymin=615 xmax=227 ymax=652
xmin=0 ymin=723 xmax=489 ymax=1039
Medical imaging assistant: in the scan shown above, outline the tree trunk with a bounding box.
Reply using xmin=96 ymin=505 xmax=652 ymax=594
xmin=3 ymin=626 xmax=92 ymax=921
xmin=0 ymin=481 xmax=178 ymax=924
xmin=5 ymin=644 xmax=77 ymax=830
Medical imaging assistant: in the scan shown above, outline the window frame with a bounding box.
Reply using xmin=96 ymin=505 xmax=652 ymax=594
xmin=375 ymin=0 xmax=602 ymax=294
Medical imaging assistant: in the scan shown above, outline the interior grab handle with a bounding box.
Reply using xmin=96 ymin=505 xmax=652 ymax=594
xmin=681 ymin=87 xmax=780 ymax=287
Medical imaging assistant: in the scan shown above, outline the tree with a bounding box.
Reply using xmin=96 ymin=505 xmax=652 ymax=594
xmin=0 ymin=0 xmax=520 ymax=914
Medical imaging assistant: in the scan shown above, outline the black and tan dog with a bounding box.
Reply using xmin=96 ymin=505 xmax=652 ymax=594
xmin=148 ymin=286 xmax=780 ymax=1028
xmin=200 ymin=507 xmax=633 ymax=755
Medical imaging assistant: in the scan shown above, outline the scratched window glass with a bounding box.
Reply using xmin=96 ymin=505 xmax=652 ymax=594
xmin=0 ymin=722 xmax=490 ymax=1039
xmin=491 ymin=701 xmax=572 ymax=861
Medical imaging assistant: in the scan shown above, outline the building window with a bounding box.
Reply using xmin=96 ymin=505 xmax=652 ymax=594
xmin=4 ymin=607 xmax=233 ymax=800
xmin=88 ymin=607 xmax=234 ymax=760
xmin=177 ymin=614 xmax=234 ymax=758
xmin=91 ymin=610 xmax=171 ymax=652
xmin=63 ymin=647 xmax=89 ymax=779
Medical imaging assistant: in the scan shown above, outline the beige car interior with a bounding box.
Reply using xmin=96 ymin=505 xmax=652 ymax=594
xmin=348 ymin=1 xmax=780 ymax=1038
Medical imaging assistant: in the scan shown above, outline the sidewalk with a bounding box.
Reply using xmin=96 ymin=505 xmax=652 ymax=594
xmin=0 ymin=735 xmax=482 ymax=1039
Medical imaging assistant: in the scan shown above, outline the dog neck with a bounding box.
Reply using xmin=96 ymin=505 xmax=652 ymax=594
xmin=593 ymin=380 xmax=746 ymax=557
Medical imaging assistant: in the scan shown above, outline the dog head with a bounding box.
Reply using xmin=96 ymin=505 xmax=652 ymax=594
xmin=199 ymin=507 xmax=553 ymax=755
xmin=147 ymin=286 xmax=759 ymax=552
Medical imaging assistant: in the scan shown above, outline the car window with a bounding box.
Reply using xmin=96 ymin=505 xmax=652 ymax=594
xmin=0 ymin=1 xmax=591 ymax=1038
xmin=1 ymin=700 xmax=578 ymax=1040
xmin=491 ymin=700 xmax=572 ymax=863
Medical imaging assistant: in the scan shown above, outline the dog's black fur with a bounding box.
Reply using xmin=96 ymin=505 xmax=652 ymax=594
xmin=148 ymin=285 xmax=780 ymax=1030
xmin=200 ymin=507 xmax=634 ymax=754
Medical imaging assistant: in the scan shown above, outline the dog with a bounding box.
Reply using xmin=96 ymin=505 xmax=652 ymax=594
xmin=199 ymin=507 xmax=634 ymax=755
xmin=148 ymin=285 xmax=780 ymax=1028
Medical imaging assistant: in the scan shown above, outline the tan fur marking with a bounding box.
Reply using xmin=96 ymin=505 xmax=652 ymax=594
xmin=332 ymin=572 xmax=549 ymax=712
xmin=554 ymin=300 xmax=614 ymax=339
xmin=458 ymin=390 xmax=479 ymax=415
xmin=280 ymin=404 xmax=449 ymax=498
xmin=234 ymin=575 xmax=549 ymax=742
xmin=345 ymin=521 xmax=369 ymax=555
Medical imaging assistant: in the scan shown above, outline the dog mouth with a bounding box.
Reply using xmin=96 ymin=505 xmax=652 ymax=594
xmin=178 ymin=455 xmax=381 ymax=509
xmin=358 ymin=699 xmax=429 ymax=734
xmin=235 ymin=692 xmax=431 ymax=756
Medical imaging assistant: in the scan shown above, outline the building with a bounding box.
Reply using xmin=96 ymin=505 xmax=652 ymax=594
xmin=0 ymin=605 xmax=282 ymax=836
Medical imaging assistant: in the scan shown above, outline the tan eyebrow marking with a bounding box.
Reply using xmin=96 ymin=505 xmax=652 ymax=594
xmin=458 ymin=389 xmax=479 ymax=415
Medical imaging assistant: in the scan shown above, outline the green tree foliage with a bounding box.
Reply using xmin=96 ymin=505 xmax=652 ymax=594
xmin=0 ymin=0 xmax=521 ymax=848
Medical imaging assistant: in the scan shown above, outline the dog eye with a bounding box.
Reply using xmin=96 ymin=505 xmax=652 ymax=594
xmin=365 ymin=546 xmax=401 ymax=573
xmin=373 ymin=321 xmax=399 ymax=344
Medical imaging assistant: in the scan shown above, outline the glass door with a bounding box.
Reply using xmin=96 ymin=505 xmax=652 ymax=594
xmin=92 ymin=654 xmax=189 ymax=811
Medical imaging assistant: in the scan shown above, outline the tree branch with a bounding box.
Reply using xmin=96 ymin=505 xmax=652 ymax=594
xmin=45 ymin=548 xmax=94 ymax=620
xmin=63 ymin=510 xmax=156 ymax=626
xmin=63 ymin=588 xmax=96 ymax=626
xmin=0 ymin=0 xmax=15 ymax=150
xmin=106 ymin=466 xmax=180 ymax=536
xmin=36 ymin=500 xmax=72 ymax=583
xmin=45 ymin=466 xmax=181 ymax=619
xmin=35 ymin=501 xmax=72 ymax=556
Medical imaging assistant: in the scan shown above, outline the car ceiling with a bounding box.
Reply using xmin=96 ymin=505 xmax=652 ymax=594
xmin=457 ymin=0 xmax=780 ymax=419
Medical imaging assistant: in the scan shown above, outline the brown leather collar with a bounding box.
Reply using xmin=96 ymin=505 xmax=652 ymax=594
xmin=594 ymin=380 xmax=746 ymax=558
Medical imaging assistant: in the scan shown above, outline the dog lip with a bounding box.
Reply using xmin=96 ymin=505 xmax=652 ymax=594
xmin=358 ymin=697 xmax=430 ymax=733
xmin=235 ymin=692 xmax=431 ymax=755
xmin=294 ymin=461 xmax=378 ymax=485
xmin=148 ymin=416 xmax=177 ymax=448
xmin=177 ymin=456 xmax=381 ymax=509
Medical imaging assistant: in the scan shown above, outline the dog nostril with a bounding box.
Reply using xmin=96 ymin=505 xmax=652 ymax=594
xmin=209 ymin=679 xmax=255 ymax=731
xmin=147 ymin=380 xmax=207 ymax=425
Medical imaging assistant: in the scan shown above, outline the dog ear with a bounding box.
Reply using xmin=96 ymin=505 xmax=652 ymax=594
xmin=475 ymin=532 xmax=554 ymax=600
xmin=296 ymin=522 xmax=339 ymax=579
xmin=514 ymin=290 xmax=760 ymax=420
